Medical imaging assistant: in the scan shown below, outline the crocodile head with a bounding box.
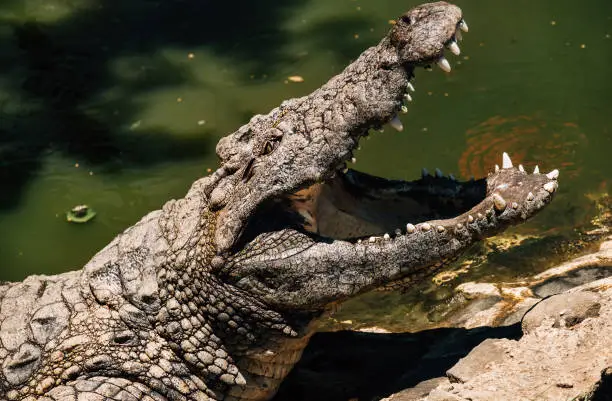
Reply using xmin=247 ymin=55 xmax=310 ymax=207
xmin=205 ymin=1 xmax=558 ymax=311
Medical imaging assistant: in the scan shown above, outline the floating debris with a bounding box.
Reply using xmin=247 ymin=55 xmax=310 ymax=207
xmin=66 ymin=205 xmax=96 ymax=224
xmin=187 ymin=53 xmax=195 ymax=59
xmin=287 ymin=76 xmax=304 ymax=83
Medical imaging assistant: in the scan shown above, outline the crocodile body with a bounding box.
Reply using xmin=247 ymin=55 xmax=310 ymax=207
xmin=0 ymin=3 xmax=560 ymax=400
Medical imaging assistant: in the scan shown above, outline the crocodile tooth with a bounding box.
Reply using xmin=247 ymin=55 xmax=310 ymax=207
xmin=467 ymin=215 xmax=474 ymax=223
xmin=389 ymin=115 xmax=404 ymax=132
xmin=527 ymin=192 xmax=535 ymax=201
xmin=533 ymin=165 xmax=540 ymax=174
xmin=351 ymin=157 xmax=356 ymax=164
xmin=437 ymin=225 xmax=445 ymax=233
xmin=406 ymin=223 xmax=416 ymax=233
xmin=369 ymin=236 xmax=376 ymax=243
xmin=492 ymin=194 xmax=507 ymax=211
xmin=546 ymin=169 xmax=559 ymax=180
xmin=477 ymin=213 xmax=484 ymax=219
xmin=502 ymin=152 xmax=513 ymax=169
xmin=455 ymin=30 xmax=462 ymax=41
xmin=343 ymin=166 xmax=349 ymax=173
xmin=437 ymin=57 xmax=451 ymax=72
xmin=435 ymin=168 xmax=443 ymax=178
xmin=518 ymin=164 xmax=525 ymax=172
xmin=421 ymin=223 xmax=431 ymax=231
xmin=404 ymin=93 xmax=413 ymax=102
xmin=422 ymin=168 xmax=430 ymax=177
xmin=384 ymin=233 xmax=390 ymax=240
xmin=449 ymin=174 xmax=456 ymax=181
xmin=512 ymin=202 xmax=519 ymax=209
xmin=447 ymin=41 xmax=461 ymax=56
xmin=544 ymin=181 xmax=557 ymax=193
xmin=401 ymin=105 xmax=408 ymax=114
xmin=495 ymin=164 xmax=500 ymax=172
xmin=456 ymin=223 xmax=463 ymax=229
xmin=459 ymin=19 xmax=469 ymax=32
xmin=407 ymin=82 xmax=415 ymax=92
xmin=395 ymin=229 xmax=402 ymax=236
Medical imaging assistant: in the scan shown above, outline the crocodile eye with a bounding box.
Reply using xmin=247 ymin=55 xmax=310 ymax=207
xmin=262 ymin=139 xmax=280 ymax=155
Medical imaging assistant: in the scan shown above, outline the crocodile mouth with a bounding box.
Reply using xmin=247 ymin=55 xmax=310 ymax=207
xmin=239 ymin=19 xmax=559 ymax=246
xmin=231 ymin=15 xmax=558 ymax=252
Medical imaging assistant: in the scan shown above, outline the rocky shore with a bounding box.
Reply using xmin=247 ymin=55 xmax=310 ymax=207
xmin=276 ymin=233 xmax=612 ymax=401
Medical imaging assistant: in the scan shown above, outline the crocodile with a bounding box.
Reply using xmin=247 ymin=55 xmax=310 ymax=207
xmin=0 ymin=2 xmax=560 ymax=400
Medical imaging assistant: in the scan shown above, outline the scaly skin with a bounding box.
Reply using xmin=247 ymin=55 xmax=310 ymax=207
xmin=0 ymin=3 xmax=560 ymax=400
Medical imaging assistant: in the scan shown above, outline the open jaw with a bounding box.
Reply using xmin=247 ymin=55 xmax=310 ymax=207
xmin=213 ymin=2 xmax=560 ymax=309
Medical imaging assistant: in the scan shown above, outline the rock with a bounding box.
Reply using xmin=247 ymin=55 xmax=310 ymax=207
xmin=382 ymin=377 xmax=450 ymax=401
xmin=522 ymin=291 xmax=601 ymax=334
xmin=421 ymin=284 xmax=612 ymax=400
xmin=424 ymin=388 xmax=464 ymax=401
xmin=446 ymin=339 xmax=506 ymax=383
xmin=455 ymin=283 xmax=501 ymax=299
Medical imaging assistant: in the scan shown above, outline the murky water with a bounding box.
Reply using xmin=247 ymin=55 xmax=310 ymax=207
xmin=1 ymin=0 xmax=611 ymax=330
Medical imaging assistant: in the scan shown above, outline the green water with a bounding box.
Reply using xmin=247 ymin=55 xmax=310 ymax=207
xmin=1 ymin=0 xmax=611 ymax=329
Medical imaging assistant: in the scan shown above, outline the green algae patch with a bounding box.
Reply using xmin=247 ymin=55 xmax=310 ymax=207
xmin=66 ymin=205 xmax=96 ymax=223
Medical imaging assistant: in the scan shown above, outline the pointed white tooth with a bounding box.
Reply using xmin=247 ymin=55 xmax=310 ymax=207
xmin=546 ymin=169 xmax=559 ymax=180
xmin=502 ymin=152 xmax=513 ymax=169
xmin=544 ymin=182 xmax=557 ymax=193
xmin=455 ymin=30 xmax=462 ymax=41
xmin=467 ymin=215 xmax=474 ymax=223
xmin=448 ymin=41 xmax=460 ymax=56
xmin=518 ymin=164 xmax=525 ymax=172
xmin=533 ymin=165 xmax=540 ymax=174
xmin=404 ymin=93 xmax=413 ymax=102
xmin=459 ymin=19 xmax=469 ymax=32
xmin=406 ymin=223 xmax=416 ymax=233
xmin=422 ymin=168 xmax=430 ymax=177
xmin=401 ymin=105 xmax=408 ymax=114
xmin=437 ymin=57 xmax=451 ymax=73
xmin=449 ymin=174 xmax=456 ymax=181
xmin=407 ymin=82 xmax=415 ymax=92
xmin=384 ymin=233 xmax=390 ymax=240
xmin=351 ymin=157 xmax=356 ymax=164
xmin=512 ymin=202 xmax=519 ymax=209
xmin=421 ymin=223 xmax=431 ymax=231
xmin=495 ymin=164 xmax=500 ymax=172
xmin=435 ymin=168 xmax=443 ymax=178
xmin=343 ymin=166 xmax=349 ymax=173
xmin=527 ymin=192 xmax=535 ymax=201
xmin=437 ymin=225 xmax=445 ymax=233
xmin=492 ymin=193 xmax=507 ymax=211
xmin=389 ymin=115 xmax=403 ymax=132
xmin=456 ymin=223 xmax=463 ymax=229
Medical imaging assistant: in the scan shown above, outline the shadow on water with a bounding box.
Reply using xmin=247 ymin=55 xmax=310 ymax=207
xmin=0 ymin=0 xmax=315 ymax=209
xmin=274 ymin=324 xmax=522 ymax=401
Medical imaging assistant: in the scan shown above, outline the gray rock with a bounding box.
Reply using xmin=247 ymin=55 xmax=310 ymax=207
xmin=522 ymin=291 xmax=601 ymax=334
xmin=446 ymin=339 xmax=506 ymax=383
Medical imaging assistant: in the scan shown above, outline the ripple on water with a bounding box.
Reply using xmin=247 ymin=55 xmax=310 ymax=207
xmin=458 ymin=115 xmax=587 ymax=180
